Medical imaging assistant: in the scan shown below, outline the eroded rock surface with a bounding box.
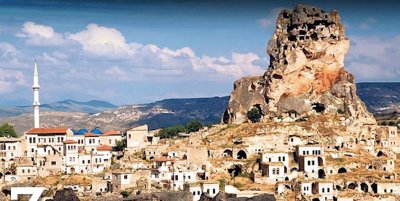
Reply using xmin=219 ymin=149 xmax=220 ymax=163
xmin=223 ymin=4 xmax=375 ymax=126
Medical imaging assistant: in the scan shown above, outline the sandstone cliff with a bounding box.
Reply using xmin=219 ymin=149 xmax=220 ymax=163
xmin=223 ymin=5 xmax=376 ymax=126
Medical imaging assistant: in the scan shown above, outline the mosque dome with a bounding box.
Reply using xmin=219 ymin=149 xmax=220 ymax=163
xmin=90 ymin=127 xmax=102 ymax=134
xmin=75 ymin=128 xmax=88 ymax=135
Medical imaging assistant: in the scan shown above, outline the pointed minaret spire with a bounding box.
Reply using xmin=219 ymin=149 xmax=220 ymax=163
xmin=33 ymin=60 xmax=40 ymax=128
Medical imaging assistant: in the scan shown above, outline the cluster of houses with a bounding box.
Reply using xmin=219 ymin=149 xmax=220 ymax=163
xmin=0 ymin=124 xmax=222 ymax=201
xmin=1 ymin=120 xmax=400 ymax=201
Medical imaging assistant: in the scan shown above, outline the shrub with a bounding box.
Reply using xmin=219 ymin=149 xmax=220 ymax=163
xmin=247 ymin=108 xmax=261 ymax=123
xmin=0 ymin=123 xmax=18 ymax=137
xmin=120 ymin=190 xmax=130 ymax=198
xmin=186 ymin=119 xmax=203 ymax=133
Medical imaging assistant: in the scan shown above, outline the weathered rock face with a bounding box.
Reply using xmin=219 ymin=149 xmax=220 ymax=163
xmin=223 ymin=4 xmax=376 ymax=126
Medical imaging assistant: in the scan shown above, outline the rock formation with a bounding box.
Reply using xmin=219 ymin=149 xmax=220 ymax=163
xmin=223 ymin=4 xmax=376 ymax=126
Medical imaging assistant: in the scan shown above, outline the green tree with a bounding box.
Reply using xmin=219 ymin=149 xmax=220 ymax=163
xmin=156 ymin=125 xmax=188 ymax=139
xmin=247 ymin=108 xmax=261 ymax=123
xmin=186 ymin=119 xmax=203 ymax=133
xmin=120 ymin=190 xmax=130 ymax=198
xmin=0 ymin=123 xmax=18 ymax=137
xmin=113 ymin=140 xmax=124 ymax=151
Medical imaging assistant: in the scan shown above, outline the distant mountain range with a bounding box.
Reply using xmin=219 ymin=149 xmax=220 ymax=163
xmin=0 ymin=100 xmax=117 ymax=117
xmin=357 ymin=82 xmax=400 ymax=114
xmin=0 ymin=82 xmax=398 ymax=134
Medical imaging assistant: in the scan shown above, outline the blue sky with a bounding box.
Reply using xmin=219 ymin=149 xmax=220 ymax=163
xmin=0 ymin=0 xmax=399 ymax=106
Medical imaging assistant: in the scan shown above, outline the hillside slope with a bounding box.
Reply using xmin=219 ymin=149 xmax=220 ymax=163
xmin=0 ymin=83 xmax=399 ymax=134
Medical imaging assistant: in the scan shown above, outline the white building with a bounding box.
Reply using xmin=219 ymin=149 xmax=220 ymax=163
xmin=185 ymin=182 xmax=220 ymax=201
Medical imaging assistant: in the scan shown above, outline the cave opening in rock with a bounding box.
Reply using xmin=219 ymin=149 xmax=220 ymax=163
xmin=272 ymin=74 xmax=283 ymax=79
xmin=228 ymin=165 xmax=242 ymax=177
xmin=312 ymin=103 xmax=326 ymax=113
xmin=237 ymin=150 xmax=247 ymax=159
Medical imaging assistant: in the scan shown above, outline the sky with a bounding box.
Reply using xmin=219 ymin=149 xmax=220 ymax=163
xmin=0 ymin=0 xmax=399 ymax=106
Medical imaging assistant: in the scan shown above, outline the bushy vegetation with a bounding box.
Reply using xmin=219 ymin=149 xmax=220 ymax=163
xmin=156 ymin=119 xmax=204 ymax=139
xmin=120 ymin=190 xmax=130 ymax=198
xmin=247 ymin=108 xmax=261 ymax=123
xmin=186 ymin=119 xmax=203 ymax=133
xmin=113 ymin=140 xmax=124 ymax=151
xmin=0 ymin=123 xmax=18 ymax=137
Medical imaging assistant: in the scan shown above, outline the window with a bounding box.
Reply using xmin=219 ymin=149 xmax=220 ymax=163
xmin=282 ymin=156 xmax=285 ymax=161
xmin=276 ymin=168 xmax=280 ymax=174
xmin=327 ymin=188 xmax=330 ymax=192
xmin=22 ymin=169 xmax=25 ymax=173
xmin=124 ymin=175 xmax=128 ymax=179
xmin=213 ymin=189 xmax=216 ymax=194
xmin=308 ymin=161 xmax=311 ymax=166
xmin=278 ymin=156 xmax=281 ymax=161
xmin=51 ymin=161 xmax=56 ymax=165
xmin=193 ymin=192 xmax=195 ymax=195
xmin=322 ymin=188 xmax=324 ymax=193
xmin=272 ymin=168 xmax=276 ymax=174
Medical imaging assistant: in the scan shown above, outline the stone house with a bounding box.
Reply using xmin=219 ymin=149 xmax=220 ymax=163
xmin=171 ymin=170 xmax=198 ymax=190
xmin=0 ymin=137 xmax=23 ymax=168
xmin=298 ymin=155 xmax=324 ymax=178
xmin=91 ymin=178 xmax=109 ymax=194
xmin=144 ymin=146 xmax=161 ymax=160
xmin=24 ymin=128 xmax=72 ymax=157
xmin=100 ymin=130 xmax=122 ymax=147
xmin=112 ymin=170 xmax=151 ymax=192
xmin=311 ymin=181 xmax=336 ymax=201
xmin=300 ymin=181 xmax=313 ymax=195
xmin=260 ymin=162 xmax=286 ymax=183
xmin=375 ymin=181 xmax=400 ymax=194
xmin=184 ymin=182 xmax=220 ymax=201
xmin=261 ymin=152 xmax=289 ymax=170
xmin=126 ymin=125 xmax=159 ymax=152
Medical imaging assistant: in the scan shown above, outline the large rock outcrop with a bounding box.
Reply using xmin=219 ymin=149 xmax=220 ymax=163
xmin=223 ymin=4 xmax=376 ymax=126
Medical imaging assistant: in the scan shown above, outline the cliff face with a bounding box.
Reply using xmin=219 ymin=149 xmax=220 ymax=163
xmin=223 ymin=5 xmax=376 ymax=126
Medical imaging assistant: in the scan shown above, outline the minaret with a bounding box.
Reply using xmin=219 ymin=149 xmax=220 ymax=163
xmin=33 ymin=61 xmax=40 ymax=128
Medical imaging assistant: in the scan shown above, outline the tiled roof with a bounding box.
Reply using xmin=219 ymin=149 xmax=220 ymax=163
xmin=26 ymin=128 xmax=68 ymax=135
xmin=84 ymin=132 xmax=99 ymax=137
xmin=103 ymin=130 xmax=121 ymax=135
xmin=97 ymin=145 xmax=112 ymax=151
xmin=64 ymin=139 xmax=77 ymax=144
xmin=152 ymin=157 xmax=175 ymax=162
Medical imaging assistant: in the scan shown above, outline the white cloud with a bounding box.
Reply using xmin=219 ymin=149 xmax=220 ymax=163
xmin=358 ymin=17 xmax=377 ymax=30
xmin=346 ymin=35 xmax=400 ymax=81
xmin=68 ymin=24 xmax=132 ymax=57
xmin=17 ymin=21 xmax=68 ymax=46
xmin=191 ymin=52 xmax=265 ymax=78
xmin=65 ymin=23 xmax=266 ymax=78
xmin=0 ymin=42 xmax=18 ymax=58
xmin=15 ymin=21 xmax=267 ymax=85
xmin=0 ymin=69 xmax=26 ymax=93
